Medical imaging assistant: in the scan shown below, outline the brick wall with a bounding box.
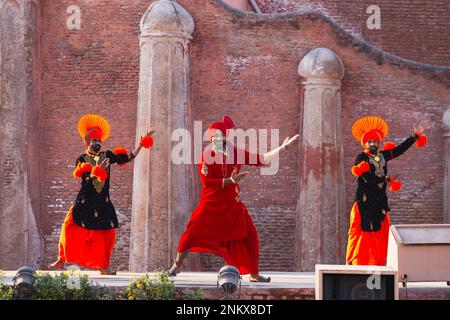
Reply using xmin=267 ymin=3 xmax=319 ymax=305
xmin=40 ymin=0 xmax=148 ymax=270
xmin=254 ymin=0 xmax=450 ymax=66
xmin=38 ymin=0 xmax=450 ymax=272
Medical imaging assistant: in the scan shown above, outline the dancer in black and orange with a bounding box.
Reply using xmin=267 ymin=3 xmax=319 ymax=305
xmin=49 ymin=114 xmax=155 ymax=274
xmin=346 ymin=116 xmax=427 ymax=266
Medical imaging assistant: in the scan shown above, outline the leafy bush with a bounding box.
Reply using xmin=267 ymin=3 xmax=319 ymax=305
xmin=2 ymin=269 xmax=204 ymax=300
xmin=121 ymin=271 xmax=175 ymax=300
xmin=0 ymin=270 xmax=14 ymax=300
xmin=182 ymin=288 xmax=204 ymax=300
xmin=33 ymin=271 xmax=112 ymax=300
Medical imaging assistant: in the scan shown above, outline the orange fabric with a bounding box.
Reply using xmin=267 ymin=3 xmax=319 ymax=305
xmin=346 ymin=202 xmax=390 ymax=266
xmin=57 ymin=206 xmax=116 ymax=269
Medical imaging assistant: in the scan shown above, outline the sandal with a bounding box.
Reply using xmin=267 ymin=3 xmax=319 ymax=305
xmin=249 ymin=274 xmax=271 ymax=283
xmin=100 ymin=267 xmax=117 ymax=275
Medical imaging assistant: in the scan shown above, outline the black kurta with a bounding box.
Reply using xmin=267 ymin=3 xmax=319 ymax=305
xmin=72 ymin=150 xmax=131 ymax=230
xmin=354 ymin=134 xmax=418 ymax=232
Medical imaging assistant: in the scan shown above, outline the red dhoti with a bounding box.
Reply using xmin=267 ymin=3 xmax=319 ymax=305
xmin=346 ymin=202 xmax=390 ymax=266
xmin=178 ymin=204 xmax=259 ymax=275
xmin=57 ymin=206 xmax=116 ymax=270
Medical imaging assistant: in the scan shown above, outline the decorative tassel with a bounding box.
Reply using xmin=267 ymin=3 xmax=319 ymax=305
xmin=389 ymin=178 xmax=402 ymax=191
xmin=73 ymin=162 xmax=93 ymax=178
xmin=382 ymin=142 xmax=396 ymax=151
xmin=113 ymin=146 xmax=129 ymax=167
xmin=351 ymin=166 xmax=361 ymax=177
xmin=91 ymin=165 xmax=108 ymax=182
xmin=359 ymin=161 xmax=370 ymax=174
xmin=352 ymin=161 xmax=370 ymax=177
xmin=415 ymin=132 xmax=427 ymax=148
xmin=140 ymin=135 xmax=154 ymax=149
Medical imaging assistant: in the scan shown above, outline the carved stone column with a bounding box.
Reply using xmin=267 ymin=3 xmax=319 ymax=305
xmin=296 ymin=48 xmax=346 ymax=271
xmin=443 ymin=106 xmax=450 ymax=223
xmin=129 ymin=0 xmax=195 ymax=271
xmin=0 ymin=0 xmax=42 ymax=269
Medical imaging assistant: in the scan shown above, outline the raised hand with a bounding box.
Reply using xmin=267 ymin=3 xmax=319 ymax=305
xmin=282 ymin=134 xmax=300 ymax=150
xmin=100 ymin=158 xmax=110 ymax=170
xmin=414 ymin=120 xmax=428 ymax=135
xmin=145 ymin=127 xmax=156 ymax=137
xmin=231 ymin=166 xmax=249 ymax=183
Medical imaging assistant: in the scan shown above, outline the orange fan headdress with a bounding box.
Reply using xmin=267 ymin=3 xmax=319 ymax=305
xmin=352 ymin=116 xmax=388 ymax=146
xmin=77 ymin=114 xmax=110 ymax=145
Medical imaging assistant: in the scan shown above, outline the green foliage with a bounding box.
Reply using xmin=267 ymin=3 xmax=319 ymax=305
xmin=121 ymin=271 xmax=175 ymax=300
xmin=0 ymin=270 xmax=14 ymax=300
xmin=182 ymin=288 xmax=204 ymax=300
xmin=1 ymin=269 xmax=204 ymax=300
xmin=33 ymin=271 xmax=112 ymax=300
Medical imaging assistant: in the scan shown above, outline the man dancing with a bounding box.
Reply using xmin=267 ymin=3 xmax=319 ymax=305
xmin=168 ymin=115 xmax=299 ymax=282
xmin=49 ymin=114 xmax=155 ymax=275
xmin=346 ymin=116 xmax=427 ymax=266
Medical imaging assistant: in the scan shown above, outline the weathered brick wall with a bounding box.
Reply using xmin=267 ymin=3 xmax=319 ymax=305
xmin=38 ymin=0 xmax=449 ymax=272
xmin=254 ymin=0 xmax=450 ymax=66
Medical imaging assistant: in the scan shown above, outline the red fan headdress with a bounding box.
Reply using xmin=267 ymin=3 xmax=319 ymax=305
xmin=352 ymin=116 xmax=388 ymax=146
xmin=77 ymin=114 xmax=110 ymax=145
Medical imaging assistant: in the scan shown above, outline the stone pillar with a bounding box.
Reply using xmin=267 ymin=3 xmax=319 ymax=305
xmin=0 ymin=0 xmax=42 ymax=269
xmin=129 ymin=0 xmax=195 ymax=271
xmin=296 ymin=48 xmax=346 ymax=271
xmin=443 ymin=106 xmax=450 ymax=224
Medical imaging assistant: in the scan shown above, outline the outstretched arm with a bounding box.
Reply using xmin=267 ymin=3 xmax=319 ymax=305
xmin=383 ymin=120 xmax=427 ymax=161
xmin=384 ymin=135 xmax=417 ymax=160
xmin=130 ymin=127 xmax=156 ymax=159
xmin=262 ymin=134 xmax=300 ymax=164
xmin=108 ymin=128 xmax=156 ymax=165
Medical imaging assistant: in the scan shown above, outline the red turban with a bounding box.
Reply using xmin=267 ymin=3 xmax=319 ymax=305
xmin=208 ymin=115 xmax=235 ymax=140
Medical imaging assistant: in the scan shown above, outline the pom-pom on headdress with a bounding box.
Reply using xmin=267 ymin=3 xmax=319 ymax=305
xmin=77 ymin=114 xmax=110 ymax=145
xmin=352 ymin=116 xmax=389 ymax=146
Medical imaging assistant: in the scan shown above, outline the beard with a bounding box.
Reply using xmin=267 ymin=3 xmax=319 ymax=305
xmin=369 ymin=145 xmax=378 ymax=154
xmin=213 ymin=140 xmax=226 ymax=152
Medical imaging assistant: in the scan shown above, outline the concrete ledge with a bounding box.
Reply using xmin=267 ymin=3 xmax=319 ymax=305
xmin=2 ymin=271 xmax=449 ymax=300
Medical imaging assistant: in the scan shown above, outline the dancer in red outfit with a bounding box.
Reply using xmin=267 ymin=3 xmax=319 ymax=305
xmin=169 ymin=115 xmax=299 ymax=282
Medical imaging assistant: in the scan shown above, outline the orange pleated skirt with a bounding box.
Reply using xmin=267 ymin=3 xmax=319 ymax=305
xmin=57 ymin=206 xmax=116 ymax=270
xmin=346 ymin=202 xmax=390 ymax=266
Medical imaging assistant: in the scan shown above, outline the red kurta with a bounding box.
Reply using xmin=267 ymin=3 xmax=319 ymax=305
xmin=345 ymin=202 xmax=391 ymax=266
xmin=178 ymin=146 xmax=265 ymax=275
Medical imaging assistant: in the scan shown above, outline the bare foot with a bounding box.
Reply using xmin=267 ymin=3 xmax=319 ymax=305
xmin=168 ymin=263 xmax=180 ymax=277
xmin=48 ymin=260 xmax=65 ymax=270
